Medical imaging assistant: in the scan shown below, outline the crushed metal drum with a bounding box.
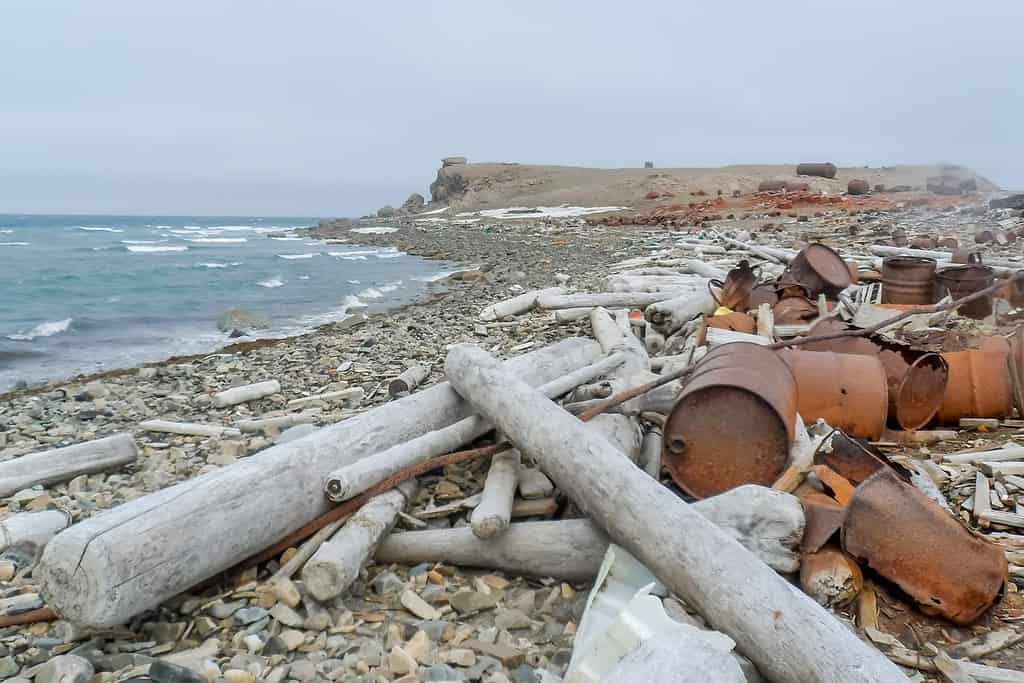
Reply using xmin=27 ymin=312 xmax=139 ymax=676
xmin=935 ymin=265 xmax=996 ymax=320
xmin=663 ymin=343 xmax=797 ymax=499
xmin=841 ymin=468 xmax=1007 ymax=625
xmin=778 ymin=350 xmax=888 ymax=440
xmin=786 ymin=243 xmax=853 ymax=298
xmin=935 ymin=349 xmax=1013 ymax=424
xmin=814 ymin=431 xmax=904 ymax=486
xmin=881 ymin=256 xmax=936 ymax=305
xmin=703 ymin=311 xmax=756 ymax=335
xmin=715 ymin=260 xmax=756 ymax=312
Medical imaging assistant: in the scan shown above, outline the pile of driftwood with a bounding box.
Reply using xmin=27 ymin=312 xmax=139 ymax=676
xmin=7 ymin=235 xmax=1024 ymax=682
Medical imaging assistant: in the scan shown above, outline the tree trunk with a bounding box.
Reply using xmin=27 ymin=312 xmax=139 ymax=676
xmin=302 ymin=480 xmax=417 ymax=602
xmin=444 ymin=344 xmax=902 ymax=683
xmin=645 ymin=291 xmax=718 ymax=336
xmin=0 ymin=434 xmax=138 ymax=498
xmin=211 ymin=380 xmax=281 ymax=408
xmin=38 ymin=338 xmax=601 ymax=628
xmin=480 ymin=287 xmax=565 ymax=321
xmin=471 ymin=450 xmax=520 ymax=538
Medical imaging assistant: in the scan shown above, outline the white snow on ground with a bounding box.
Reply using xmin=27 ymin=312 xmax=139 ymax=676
xmin=455 ymin=205 xmax=627 ymax=219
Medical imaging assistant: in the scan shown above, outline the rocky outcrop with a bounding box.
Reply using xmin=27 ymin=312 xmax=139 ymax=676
xmin=442 ymin=156 xmax=467 ymax=167
xmin=430 ymin=165 xmax=469 ymax=204
xmin=377 ymin=205 xmax=396 ymax=218
xmin=399 ymin=193 xmax=425 ymax=214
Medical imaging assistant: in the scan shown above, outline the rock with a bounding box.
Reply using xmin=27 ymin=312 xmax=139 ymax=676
xmin=287 ymin=659 xmax=316 ymax=683
xmin=372 ymin=571 xmax=406 ymax=595
xmin=223 ymin=669 xmax=256 ymax=683
xmin=377 ymin=205 xmax=396 ymax=218
xmin=0 ymin=656 xmax=18 ymax=679
xmin=217 ymin=309 xmax=270 ymax=335
xmin=462 ymin=640 xmax=524 ymax=668
xmin=405 ymin=630 xmax=432 ymax=663
xmin=278 ymin=629 xmax=305 ymax=652
xmin=510 ymin=665 xmax=540 ymax=683
xmin=388 ymin=647 xmax=418 ymax=676
xmin=495 ymin=608 xmax=531 ymax=631
xmin=83 ymin=381 xmax=109 ymax=399
xmin=991 ymin=193 xmax=1024 ymax=210
xmin=400 ymin=193 xmax=426 ymax=214
xmin=422 ymin=665 xmax=461 ymax=681
xmin=400 ymin=590 xmax=440 ymax=620
xmin=442 ymin=157 xmax=467 ymax=167
xmin=233 ymin=606 xmax=268 ymax=625
xmin=268 ymin=603 xmax=303 ymax=627
xmin=34 ymin=655 xmax=93 ymax=683
xmin=447 ymin=649 xmax=477 ymax=667
xmin=450 ymin=590 xmax=500 ymax=614
xmin=148 ymin=661 xmax=207 ymax=683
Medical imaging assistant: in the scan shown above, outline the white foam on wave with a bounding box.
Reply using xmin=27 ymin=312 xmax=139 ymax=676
xmin=334 ymin=254 xmax=367 ymax=261
xmin=196 ymin=261 xmax=242 ymax=269
xmin=347 ymin=280 xmax=361 ymax=284
xmin=6 ymin=318 xmax=73 ymax=341
xmin=357 ymin=287 xmax=384 ymax=299
xmin=121 ymin=239 xmax=167 ymax=245
xmin=185 ymin=237 xmax=247 ymax=244
xmin=342 ymin=294 xmax=368 ymax=310
xmin=277 ymin=252 xmax=319 ymax=260
xmin=127 ymin=245 xmax=188 ymax=253
xmin=271 ymin=236 xmax=303 ymax=241
xmin=375 ymin=251 xmax=405 ymax=259
xmin=258 ymin=277 xmax=285 ymax=288
xmin=0 ymin=229 xmax=13 ymax=234
xmin=299 ymin=275 xmax=310 ymax=280
xmin=0 ymin=242 xmax=29 ymax=247
xmin=379 ymin=280 xmax=403 ymax=293
xmin=77 ymin=226 xmax=124 ymax=233
xmin=350 ymin=226 xmax=398 ymax=234
xmin=413 ymin=269 xmax=461 ymax=282
xmin=417 ymin=206 xmax=449 ymax=216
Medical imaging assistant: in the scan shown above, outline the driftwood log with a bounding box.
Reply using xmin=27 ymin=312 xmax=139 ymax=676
xmin=479 ymin=287 xmax=565 ymax=321
xmin=538 ymin=291 xmax=681 ymax=311
xmin=0 ymin=434 xmax=138 ymax=498
xmin=444 ymin=344 xmax=903 ymax=683
xmin=0 ymin=510 xmax=71 ymax=558
xmin=211 ymin=380 xmax=281 ymax=408
xmin=302 ymin=481 xmax=417 ymax=602
xmin=387 ymin=365 xmax=430 ymax=397
xmin=377 ymin=485 xmax=803 ymax=578
xmin=237 ymin=413 xmax=314 ymax=434
xmin=139 ymin=420 xmax=240 ymax=438
xmin=38 ymin=338 xmax=602 ymax=628
xmin=645 ymin=291 xmax=717 ymax=336
xmin=470 ymin=449 xmax=520 ymax=538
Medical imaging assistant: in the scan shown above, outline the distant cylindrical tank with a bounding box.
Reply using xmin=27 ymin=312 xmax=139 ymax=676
xmin=847 ymin=179 xmax=870 ymax=195
xmin=796 ymin=162 xmax=837 ymax=179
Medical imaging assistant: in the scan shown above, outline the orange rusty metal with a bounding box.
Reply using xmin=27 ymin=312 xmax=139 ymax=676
xmin=935 ymin=349 xmax=1013 ymax=424
xmin=799 ymin=494 xmax=847 ymax=552
xmin=814 ymin=431 xmax=905 ymax=486
xmin=936 ymin=265 xmax=996 ymax=320
xmin=778 ymin=350 xmax=888 ymax=440
xmin=810 ymin=464 xmax=856 ymax=505
xmin=881 ymin=256 xmax=937 ymax=305
xmin=772 ymin=296 xmax=819 ymax=325
xmin=715 ymin=260 xmax=756 ymax=311
xmin=787 ymin=243 xmax=853 ymax=298
xmin=704 ymin=311 xmax=756 ymax=334
xmin=662 ymin=343 xmax=797 ymax=499
xmin=841 ymin=468 xmax=1007 ymax=625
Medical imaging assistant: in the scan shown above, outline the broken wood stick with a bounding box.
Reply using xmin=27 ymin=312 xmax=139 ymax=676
xmin=444 ymin=344 xmax=902 ymax=683
xmin=388 ymin=365 xmax=431 ymax=397
xmin=302 ymin=480 xmax=417 ymax=602
xmin=946 ymin=444 xmax=1024 ymax=465
xmin=236 ymin=413 xmax=314 ymax=434
xmin=553 ymin=307 xmax=594 ymax=323
xmin=324 ymin=352 xmax=627 ymax=502
xmin=470 ymin=449 xmax=520 ymax=538
xmin=270 ymin=514 xmax=350 ymax=583
xmin=0 ymin=510 xmax=71 ymax=554
xmin=287 ymin=387 xmax=363 ymax=408
xmin=139 ymin=420 xmax=240 ymax=438
xmin=39 ymin=338 xmax=601 ymax=628
xmin=211 ymin=380 xmax=281 ymax=408
xmin=479 ymin=287 xmax=565 ymax=321
xmin=538 ymin=291 xmax=683 ymax=311
xmin=0 ymin=433 xmax=138 ymax=498
xmin=644 ymin=290 xmax=717 ymax=336
xmin=639 ymin=427 xmax=662 ymax=479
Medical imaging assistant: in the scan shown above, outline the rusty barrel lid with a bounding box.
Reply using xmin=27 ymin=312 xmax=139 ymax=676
xmin=663 ymin=343 xmax=797 ymax=499
xmin=790 ymin=243 xmax=853 ymax=294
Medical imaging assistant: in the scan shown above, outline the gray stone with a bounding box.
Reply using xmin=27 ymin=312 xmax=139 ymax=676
xmin=217 ymin=309 xmax=270 ymax=335
xmin=449 ymin=591 xmax=500 ymax=614
xmin=510 ymin=665 xmax=540 ymax=683
xmin=268 ymin=603 xmax=303 ymax=627
xmin=371 ymin=571 xmax=406 ymax=595
xmin=209 ymin=599 xmax=246 ymax=619
xmin=288 ymin=658 xmax=316 ymax=682
xmin=423 ymin=664 xmax=462 ymax=681
xmin=149 ymin=660 xmax=207 ymax=683
xmin=494 ymin=608 xmax=531 ymax=631
xmin=233 ymin=606 xmax=268 ymax=625
xmin=0 ymin=656 xmax=19 ymax=678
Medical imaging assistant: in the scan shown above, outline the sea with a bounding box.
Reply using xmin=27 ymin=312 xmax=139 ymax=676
xmin=0 ymin=214 xmax=457 ymax=392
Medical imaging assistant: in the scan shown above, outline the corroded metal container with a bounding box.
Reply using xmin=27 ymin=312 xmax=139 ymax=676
xmin=772 ymin=296 xmax=818 ymax=325
xmin=935 ymin=349 xmax=1013 ymax=424
xmin=663 ymin=343 xmax=797 ymax=499
xmin=842 ymin=468 xmax=1007 ymax=625
xmin=757 ymin=179 xmax=787 ymax=192
xmin=881 ymin=256 xmax=936 ymax=305
xmin=847 ymin=179 xmax=870 ymax=195
xmin=796 ymin=162 xmax=837 ymax=179
xmin=778 ymin=350 xmax=888 ymax=440
xmin=936 ymin=265 xmax=995 ymax=319
xmin=787 ymin=243 xmax=853 ymax=298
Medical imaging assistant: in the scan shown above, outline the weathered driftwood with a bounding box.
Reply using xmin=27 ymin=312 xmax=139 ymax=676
xmin=0 ymin=510 xmax=71 ymax=555
xmin=518 ymin=467 xmax=554 ymax=500
xmin=945 ymin=444 xmax=1024 ymax=465
xmin=645 ymin=328 xmax=666 ymax=355
xmin=302 ymin=481 xmax=417 ymax=602
xmin=588 ymin=414 xmax=642 ymax=462
xmin=680 ymin=259 xmax=728 ymax=280
xmin=480 ymin=287 xmax=565 ymax=321
xmin=211 ymin=380 xmax=281 ymax=408
xmin=705 ymin=328 xmax=771 ymax=347
xmin=0 ymin=434 xmax=138 ymax=498
xmin=139 ymin=420 xmax=240 ymax=438
xmin=553 ymin=307 xmax=594 ymax=323
xmin=607 ymin=275 xmax=700 ymax=293
xmin=237 ymin=413 xmax=314 ymax=434
xmin=324 ymin=352 xmax=627 ymax=502
xmin=287 ymin=387 xmax=363 ymax=408
xmin=538 ymin=291 xmax=681 ymax=311
xmin=39 ymin=338 xmax=601 ymax=628
xmin=445 ymin=345 xmax=902 ymax=683
xmin=471 ymin=449 xmax=520 ymax=538
xmin=377 ymin=485 xmax=803 ymax=578
xmin=271 ymin=515 xmax=349 ymax=583
xmin=598 ymin=630 xmax=746 ymax=683
xmin=645 ymin=291 xmax=717 ymax=335
xmin=756 ymin=303 xmax=774 ymax=338
xmin=388 ymin=365 xmax=431 ymax=397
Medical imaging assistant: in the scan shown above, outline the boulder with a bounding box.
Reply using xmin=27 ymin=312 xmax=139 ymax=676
xmin=377 ymin=206 xmax=396 ymax=218
xmin=400 ymin=193 xmax=426 ymax=214
xmin=217 ymin=309 xmax=270 ymax=336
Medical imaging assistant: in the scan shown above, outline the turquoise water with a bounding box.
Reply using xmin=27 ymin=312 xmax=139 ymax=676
xmin=0 ymin=215 xmax=453 ymax=391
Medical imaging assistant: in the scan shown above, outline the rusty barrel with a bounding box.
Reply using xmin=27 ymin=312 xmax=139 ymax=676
xmin=662 ymin=343 xmax=797 ymax=499
xmin=796 ymin=162 xmax=837 ymax=179
xmin=778 ymin=350 xmax=888 ymax=440
xmin=936 ymin=265 xmax=995 ymax=319
xmin=757 ymin=179 xmax=787 ymax=192
xmin=935 ymin=349 xmax=1013 ymax=424
xmin=881 ymin=256 xmax=936 ymax=305
xmin=787 ymin=243 xmax=852 ymax=298
xmin=847 ymin=179 xmax=869 ymax=195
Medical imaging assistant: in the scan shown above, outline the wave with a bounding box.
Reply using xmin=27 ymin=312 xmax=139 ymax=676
xmin=6 ymin=318 xmax=73 ymax=341
xmin=121 ymin=239 xmax=167 ymax=245
xmin=185 ymin=237 xmax=247 ymax=244
xmin=347 ymin=279 xmax=361 ymax=284
xmin=334 ymin=254 xmax=367 ymax=261
xmin=127 ymin=245 xmax=188 ymax=253
xmin=0 ymin=242 xmax=29 ymax=247
xmin=258 ymin=277 xmax=285 ymax=288
xmin=342 ymin=294 xmax=368 ymax=310
xmin=77 ymin=226 xmax=124 ymax=233
xmin=271 ymin=236 xmax=303 ymax=241
xmin=413 ymin=269 xmax=460 ymax=282
xmin=379 ymin=280 xmax=403 ymax=293
xmin=196 ymin=261 xmax=242 ymax=269
xmin=375 ymin=251 xmax=405 ymax=258
xmin=299 ymin=275 xmax=310 ymax=280
xmin=357 ymin=287 xmax=384 ymax=299
xmin=277 ymin=252 xmax=319 ymax=260
xmin=0 ymin=229 xmax=12 ymax=234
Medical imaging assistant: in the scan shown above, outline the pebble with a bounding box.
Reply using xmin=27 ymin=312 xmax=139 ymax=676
xmin=388 ymin=646 xmax=418 ymax=675
xmin=223 ymin=669 xmax=256 ymax=683
xmin=209 ymin=600 xmax=246 ymax=619
xmin=271 ymin=578 xmax=301 ymax=607
xmin=447 ymin=648 xmax=477 ymax=667
xmin=268 ymin=603 xmax=303 ymax=627
xmin=400 ymin=589 xmax=440 ymax=620
xmin=233 ymin=606 xmax=268 ymax=625
xmin=0 ymin=656 xmax=18 ymax=678
xmin=278 ymin=629 xmax=306 ymax=651
xmin=405 ymin=629 xmax=432 ymax=663
xmin=148 ymin=660 xmax=207 ymax=683
xmin=287 ymin=658 xmax=316 ymax=682
xmin=449 ymin=590 xmax=501 ymax=614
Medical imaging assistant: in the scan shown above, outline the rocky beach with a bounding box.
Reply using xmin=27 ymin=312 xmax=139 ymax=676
xmin=2 ymin=160 xmax=1024 ymax=683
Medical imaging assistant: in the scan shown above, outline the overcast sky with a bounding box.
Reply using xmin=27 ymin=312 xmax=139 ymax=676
xmin=1 ymin=1 xmax=1021 ymax=216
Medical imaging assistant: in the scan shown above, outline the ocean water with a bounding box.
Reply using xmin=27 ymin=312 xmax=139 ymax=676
xmin=0 ymin=215 xmax=455 ymax=391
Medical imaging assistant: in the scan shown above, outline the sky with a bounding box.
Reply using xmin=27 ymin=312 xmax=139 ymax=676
xmin=1 ymin=0 xmax=1021 ymax=216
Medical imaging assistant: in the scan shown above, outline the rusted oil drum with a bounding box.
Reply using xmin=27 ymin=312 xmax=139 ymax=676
xmin=796 ymin=162 xmax=837 ymax=179
xmin=847 ymin=179 xmax=870 ymax=195
xmin=778 ymin=350 xmax=888 ymax=440
xmin=936 ymin=265 xmax=995 ymax=319
xmin=787 ymin=243 xmax=853 ymax=298
xmin=935 ymin=350 xmax=1013 ymax=424
xmin=785 ymin=181 xmax=810 ymax=192
xmin=757 ymin=179 xmax=787 ymax=192
xmin=881 ymin=256 xmax=936 ymax=305
xmin=663 ymin=343 xmax=797 ymax=499
xmin=704 ymin=311 xmax=756 ymax=334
